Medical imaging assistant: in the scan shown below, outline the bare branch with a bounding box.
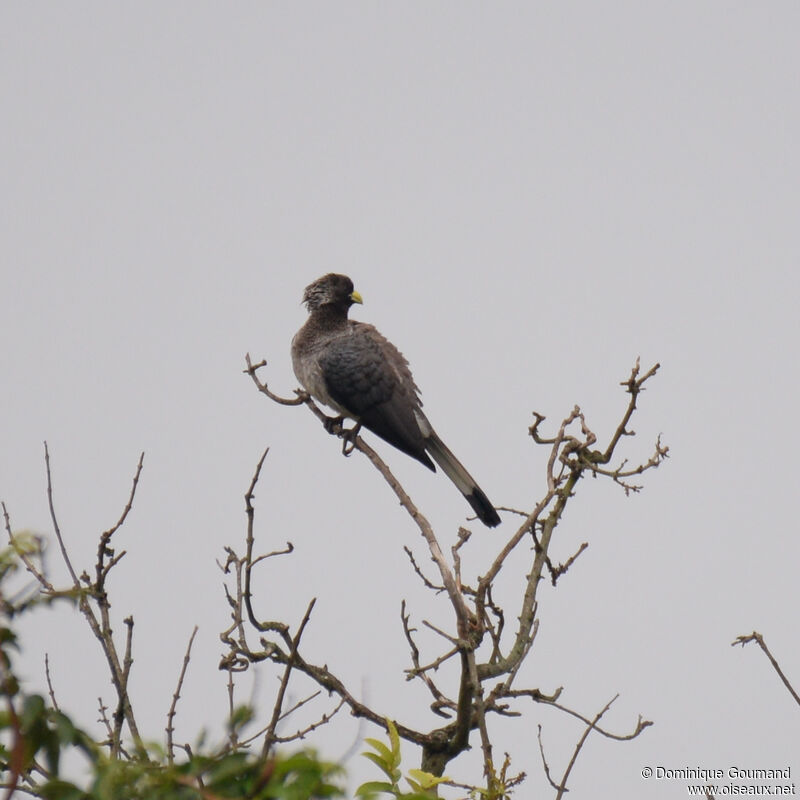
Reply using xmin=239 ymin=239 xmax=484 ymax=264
xmin=224 ymin=668 xmax=238 ymax=749
xmin=555 ymin=694 xmax=618 ymax=799
xmin=599 ymin=359 xmax=661 ymax=465
xmin=111 ymin=616 xmax=136 ymax=757
xmin=222 ymin=457 xmax=434 ymax=747
xmin=98 ymin=452 xmax=145 ymax=555
xmin=732 ymin=631 xmax=800 ymax=707
xmin=240 ymin=356 xmax=665 ymax=784
xmin=353 ymin=437 xmax=474 ymax=628
xmin=480 ymin=584 xmax=507 ymax=664
xmin=242 ymin=448 xmax=294 ymax=638
xmin=167 ymin=626 xmax=199 ymax=764
xmin=44 ymin=654 xmax=59 ymax=711
xmin=244 ymin=354 xmax=305 ymax=405
xmin=585 ymin=433 xmax=669 ymax=494
xmin=44 ymin=442 xmax=80 ymax=588
xmin=277 ymin=690 xmax=322 ymax=724
xmin=422 ymin=619 xmax=459 ymax=647
xmin=247 ymin=359 xmax=474 ymax=632
xmin=546 ymin=542 xmax=589 ymax=586
xmin=271 ymin=697 xmax=346 ymax=744
xmin=464 ymin=648 xmax=495 ymax=790
xmin=403 ymin=546 xmax=444 ymax=593
xmin=41 ymin=447 xmax=146 ymax=753
xmin=537 ymin=725 xmax=561 ymax=792
xmin=97 ymin=697 xmax=113 ymax=746
xmin=401 ymin=601 xmax=456 ymax=717
xmin=3 ymin=505 xmax=53 ymax=593
xmin=506 ymin=688 xmax=652 ymax=741
xmin=262 ymin=597 xmax=316 ymax=756
xmin=238 ymin=693 xmax=330 ymax=748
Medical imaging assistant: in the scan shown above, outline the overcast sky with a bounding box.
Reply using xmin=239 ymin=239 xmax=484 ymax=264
xmin=2 ymin=3 xmax=799 ymax=798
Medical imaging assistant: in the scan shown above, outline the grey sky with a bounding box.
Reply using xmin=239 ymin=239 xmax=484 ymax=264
xmin=2 ymin=3 xmax=799 ymax=797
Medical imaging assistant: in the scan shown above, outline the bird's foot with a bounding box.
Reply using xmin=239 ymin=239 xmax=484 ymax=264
xmin=323 ymin=414 xmax=345 ymax=434
xmin=322 ymin=415 xmax=361 ymax=456
xmin=341 ymin=422 xmax=362 ymax=456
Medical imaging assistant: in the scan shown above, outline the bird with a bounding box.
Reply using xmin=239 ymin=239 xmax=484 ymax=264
xmin=291 ymin=273 xmax=501 ymax=528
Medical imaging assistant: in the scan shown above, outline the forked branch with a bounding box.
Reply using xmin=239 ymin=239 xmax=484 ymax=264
xmin=239 ymin=356 xmax=665 ymax=792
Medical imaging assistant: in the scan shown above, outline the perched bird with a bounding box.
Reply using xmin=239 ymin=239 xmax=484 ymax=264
xmin=291 ymin=273 xmax=501 ymax=528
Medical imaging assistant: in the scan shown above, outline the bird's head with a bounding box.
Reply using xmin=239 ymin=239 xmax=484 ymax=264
xmin=302 ymin=273 xmax=363 ymax=312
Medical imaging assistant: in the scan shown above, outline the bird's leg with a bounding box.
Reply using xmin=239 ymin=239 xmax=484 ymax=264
xmin=323 ymin=414 xmax=345 ymax=434
xmin=322 ymin=415 xmax=361 ymax=456
xmin=341 ymin=422 xmax=362 ymax=456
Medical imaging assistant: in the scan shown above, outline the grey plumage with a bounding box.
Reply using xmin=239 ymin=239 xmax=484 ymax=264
xmin=291 ymin=273 xmax=501 ymax=528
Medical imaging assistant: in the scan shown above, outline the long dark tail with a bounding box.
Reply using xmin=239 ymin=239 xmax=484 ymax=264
xmin=425 ymin=432 xmax=501 ymax=528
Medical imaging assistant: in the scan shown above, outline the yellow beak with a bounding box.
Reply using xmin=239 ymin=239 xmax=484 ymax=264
xmin=350 ymin=290 xmax=363 ymax=305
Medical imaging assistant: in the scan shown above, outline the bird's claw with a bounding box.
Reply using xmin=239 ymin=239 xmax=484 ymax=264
xmin=323 ymin=414 xmax=345 ymax=434
xmin=322 ymin=415 xmax=361 ymax=456
xmin=341 ymin=422 xmax=362 ymax=457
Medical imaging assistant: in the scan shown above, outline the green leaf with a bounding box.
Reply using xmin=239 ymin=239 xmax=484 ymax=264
xmin=53 ymin=711 xmax=79 ymax=745
xmin=362 ymin=751 xmax=401 ymax=782
xmin=228 ymin=704 xmax=254 ymax=730
xmin=0 ymin=626 xmax=18 ymax=646
xmin=0 ymin=673 xmax=19 ymax=698
xmin=387 ymin=719 xmax=401 ymax=761
xmin=44 ymin=731 xmax=62 ymax=776
xmin=407 ymin=769 xmax=450 ymax=789
xmin=363 ymin=737 xmax=395 ymax=765
xmin=20 ymin=693 xmax=47 ymax=728
xmin=37 ymin=778 xmax=86 ymax=800
xmin=204 ymin=750 xmax=250 ymax=786
xmin=355 ymin=779 xmax=397 ymax=797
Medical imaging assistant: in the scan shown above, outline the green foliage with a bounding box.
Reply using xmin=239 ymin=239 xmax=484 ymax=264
xmin=0 ymin=687 xmax=344 ymax=800
xmin=49 ymin=748 xmax=342 ymax=800
xmin=0 ymin=684 xmax=344 ymax=800
xmin=0 ymin=541 xmax=344 ymax=800
xmin=355 ymin=720 xmax=449 ymax=799
xmin=465 ymin=753 xmax=521 ymax=800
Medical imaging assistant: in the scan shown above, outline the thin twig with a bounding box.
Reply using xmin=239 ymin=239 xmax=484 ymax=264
xmin=271 ymin=697 xmax=346 ymax=744
xmin=555 ymin=694 xmax=618 ymax=799
xmin=167 ymin=626 xmax=199 ymax=764
xmin=277 ymin=690 xmax=322 ymax=723
xmin=111 ymin=616 xmax=136 ymax=757
xmin=44 ymin=443 xmax=80 ymax=587
xmin=464 ymin=647 xmax=495 ymax=790
xmin=2 ymin=505 xmax=54 ymax=593
xmin=505 ymin=688 xmax=651 ymax=741
xmin=244 ymin=354 xmax=305 ymax=405
xmin=44 ymin=447 xmax=145 ymax=753
xmin=400 ymin=601 xmax=456 ymax=717
xmin=44 ymin=654 xmax=59 ymax=711
xmin=732 ymin=631 xmax=800 ymax=707
xmin=422 ymin=619 xmax=459 ymax=646
xmin=262 ymin=598 xmax=316 ymax=756
xmin=242 ymin=448 xmax=293 ymax=637
xmin=599 ymin=359 xmax=661 ymax=464
xmin=403 ymin=546 xmax=444 ymax=592
xmin=98 ymin=452 xmax=145 ymax=554
xmin=537 ymin=725 xmax=560 ymax=792
xmin=547 ymin=542 xmax=589 ymax=586
xmin=97 ymin=698 xmax=113 ymax=745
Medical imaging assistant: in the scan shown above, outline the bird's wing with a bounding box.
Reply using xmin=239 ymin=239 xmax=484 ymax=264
xmin=318 ymin=323 xmax=434 ymax=469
